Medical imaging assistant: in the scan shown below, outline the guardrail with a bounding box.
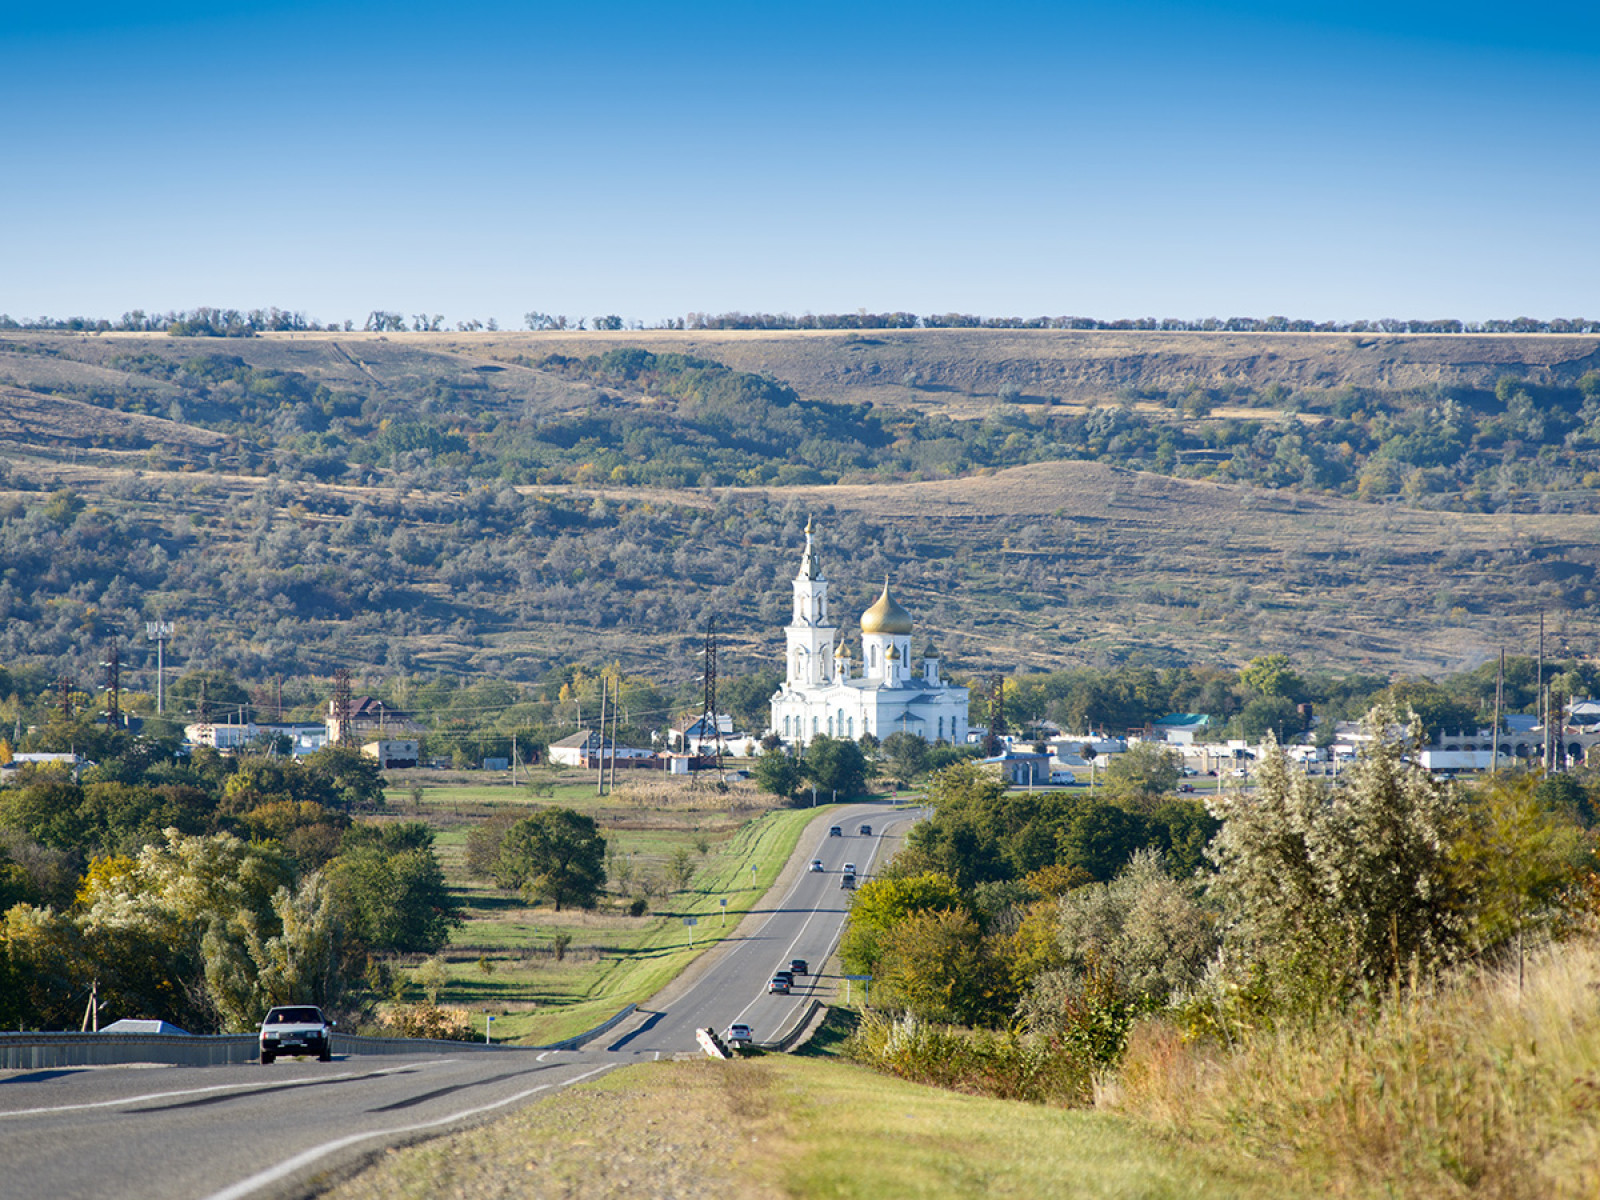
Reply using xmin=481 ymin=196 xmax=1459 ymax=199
xmin=764 ymin=1000 xmax=824 ymax=1053
xmin=0 ymin=1004 xmax=638 ymax=1071
xmin=0 ymin=1032 xmax=258 ymax=1071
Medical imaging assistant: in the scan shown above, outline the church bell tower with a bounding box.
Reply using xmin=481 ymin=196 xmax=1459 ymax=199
xmin=785 ymin=518 xmax=837 ymax=687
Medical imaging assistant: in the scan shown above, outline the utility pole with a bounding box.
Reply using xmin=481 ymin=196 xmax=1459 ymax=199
xmin=703 ymin=616 xmax=723 ymax=782
xmin=1491 ymin=649 xmax=1504 ymax=774
xmin=145 ymin=620 xmax=174 ymax=715
xmin=1537 ymin=613 xmax=1547 ymax=771
xmin=608 ymin=678 xmax=618 ymax=795
xmin=597 ymin=677 xmax=608 ymax=795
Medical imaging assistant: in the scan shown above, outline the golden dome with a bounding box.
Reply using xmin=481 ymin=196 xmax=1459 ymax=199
xmin=860 ymin=580 xmax=913 ymax=636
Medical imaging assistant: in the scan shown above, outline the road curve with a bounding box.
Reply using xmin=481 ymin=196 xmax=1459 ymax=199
xmin=0 ymin=799 xmax=922 ymax=1200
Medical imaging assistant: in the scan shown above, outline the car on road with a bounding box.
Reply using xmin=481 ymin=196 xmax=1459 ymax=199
xmin=842 ymin=862 xmax=856 ymax=875
xmin=259 ymin=1005 xmax=332 ymax=1064
xmin=725 ymin=1023 xmax=753 ymax=1047
xmin=1179 ymin=783 xmax=1195 ymax=793
xmin=840 ymin=872 xmax=856 ymax=889
xmin=828 ymin=825 xmax=842 ymax=837
xmin=858 ymin=824 xmax=872 ymax=836
xmin=789 ymin=958 xmax=808 ymax=975
xmin=768 ymin=975 xmax=791 ymax=994
xmin=809 ymin=858 xmax=825 ymax=872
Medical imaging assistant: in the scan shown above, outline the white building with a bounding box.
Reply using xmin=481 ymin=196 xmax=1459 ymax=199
xmin=769 ymin=520 xmax=969 ymax=747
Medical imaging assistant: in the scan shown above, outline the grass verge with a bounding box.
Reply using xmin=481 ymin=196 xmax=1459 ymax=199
xmin=321 ymin=1054 xmax=1283 ymax=1200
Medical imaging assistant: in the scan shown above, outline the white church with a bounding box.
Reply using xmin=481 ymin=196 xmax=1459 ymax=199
xmin=770 ymin=521 xmax=969 ymax=747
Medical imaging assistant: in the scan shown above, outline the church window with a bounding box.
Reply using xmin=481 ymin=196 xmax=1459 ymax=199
xmin=812 ymin=716 xmax=819 ymax=736
xmin=828 ymin=716 xmax=835 ymax=736
xmin=938 ymin=716 xmax=944 ymax=739
xmin=870 ymin=645 xmax=878 ymax=669
xmin=848 ymin=716 xmax=854 ymax=738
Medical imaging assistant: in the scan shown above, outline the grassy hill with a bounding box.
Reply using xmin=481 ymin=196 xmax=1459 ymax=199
xmin=2 ymin=328 xmax=1597 ymax=696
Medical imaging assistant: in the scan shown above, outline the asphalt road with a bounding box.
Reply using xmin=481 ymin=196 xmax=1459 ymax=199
xmin=0 ymin=800 xmax=923 ymax=1200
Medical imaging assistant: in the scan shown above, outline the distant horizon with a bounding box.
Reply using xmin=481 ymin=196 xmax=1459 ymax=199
xmin=3 ymin=308 xmax=1597 ymax=336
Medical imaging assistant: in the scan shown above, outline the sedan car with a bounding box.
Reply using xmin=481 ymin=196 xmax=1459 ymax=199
xmin=259 ymin=1005 xmax=333 ymax=1064
xmin=809 ymin=858 xmax=825 ymax=872
xmin=828 ymin=826 xmax=843 ymax=837
xmin=842 ymin=862 xmax=856 ymax=875
xmin=858 ymin=824 xmax=872 ymax=836
xmin=768 ymin=975 xmax=792 ymax=994
xmin=789 ymin=958 xmax=808 ymax=975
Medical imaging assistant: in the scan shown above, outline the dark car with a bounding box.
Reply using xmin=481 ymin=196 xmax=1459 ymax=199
xmin=259 ymin=1005 xmax=333 ymax=1064
xmin=828 ymin=826 xmax=843 ymax=837
xmin=858 ymin=824 xmax=872 ymax=836
xmin=789 ymin=958 xmax=808 ymax=975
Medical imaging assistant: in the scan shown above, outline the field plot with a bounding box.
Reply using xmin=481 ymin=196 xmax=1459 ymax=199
xmin=382 ymin=770 xmax=829 ymax=1044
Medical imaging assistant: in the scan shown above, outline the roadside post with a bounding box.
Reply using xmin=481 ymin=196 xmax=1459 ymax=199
xmin=750 ymin=864 xmax=757 ymax=888
xmin=683 ymin=915 xmax=698 ymax=948
xmin=483 ymin=1012 xmax=495 ymax=1044
xmin=719 ymin=897 xmax=728 ymax=927
xmin=843 ymin=974 xmax=872 ymax=1007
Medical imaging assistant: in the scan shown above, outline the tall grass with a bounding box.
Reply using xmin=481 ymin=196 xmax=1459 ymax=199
xmin=847 ymin=1010 xmax=1092 ymax=1105
xmin=1111 ymin=938 xmax=1600 ymax=1198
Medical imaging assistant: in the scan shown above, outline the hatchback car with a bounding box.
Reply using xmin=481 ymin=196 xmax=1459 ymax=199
xmin=858 ymin=824 xmax=872 ymax=836
xmin=725 ymin=1022 xmax=753 ymax=1047
xmin=809 ymin=858 xmax=825 ymax=872
xmin=259 ymin=1005 xmax=333 ymax=1064
xmin=828 ymin=826 xmax=842 ymax=837
xmin=768 ymin=975 xmax=791 ymax=994
xmin=842 ymin=862 xmax=856 ymax=875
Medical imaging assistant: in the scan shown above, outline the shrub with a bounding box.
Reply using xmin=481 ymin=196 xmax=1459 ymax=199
xmin=377 ymin=1002 xmax=476 ymax=1041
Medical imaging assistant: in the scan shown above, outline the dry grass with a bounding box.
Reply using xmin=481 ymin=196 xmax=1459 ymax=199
xmin=323 ymin=1054 xmax=1283 ymax=1200
xmin=1111 ymin=939 xmax=1600 ymax=1198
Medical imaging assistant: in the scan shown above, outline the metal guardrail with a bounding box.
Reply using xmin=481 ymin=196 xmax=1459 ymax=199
xmin=0 ymin=1033 xmax=258 ymax=1071
xmin=0 ymin=1004 xmax=639 ymax=1071
xmin=764 ymin=1000 xmax=824 ymax=1053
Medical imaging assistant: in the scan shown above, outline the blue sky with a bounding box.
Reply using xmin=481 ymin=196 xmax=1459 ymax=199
xmin=2 ymin=1 xmax=1595 ymax=325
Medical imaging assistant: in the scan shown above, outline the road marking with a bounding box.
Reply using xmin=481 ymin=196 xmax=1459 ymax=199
xmin=0 ymin=1060 xmax=446 ymax=1119
xmin=200 ymin=1063 xmax=615 ymax=1200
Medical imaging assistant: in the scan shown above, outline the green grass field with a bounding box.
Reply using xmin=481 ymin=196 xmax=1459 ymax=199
xmin=382 ymin=771 xmax=836 ymax=1043
xmin=323 ymin=1054 xmax=1283 ymax=1200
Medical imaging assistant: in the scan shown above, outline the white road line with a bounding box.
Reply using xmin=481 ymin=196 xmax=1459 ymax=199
xmin=0 ymin=1060 xmax=448 ymax=1120
xmin=200 ymin=1063 xmax=615 ymax=1200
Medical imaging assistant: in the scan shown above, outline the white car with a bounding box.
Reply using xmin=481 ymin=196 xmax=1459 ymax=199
xmin=842 ymin=862 xmax=856 ymax=875
xmin=259 ymin=1005 xmax=333 ymax=1064
xmin=725 ymin=1023 xmax=753 ymax=1047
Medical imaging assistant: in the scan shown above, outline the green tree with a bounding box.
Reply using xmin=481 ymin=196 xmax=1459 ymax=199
xmin=876 ymin=907 xmax=1006 ymax=1025
xmin=1207 ymin=714 xmax=1470 ymax=1011
xmin=751 ymin=748 xmax=807 ymax=803
xmin=496 ymin=808 xmax=607 ymax=911
xmin=1456 ymin=774 xmax=1591 ymax=972
xmin=881 ymin=731 xmax=930 ymax=784
xmin=1238 ymin=653 xmax=1303 ymax=700
xmin=839 ymin=872 xmax=967 ymax=976
xmin=803 ymin=735 xmax=869 ymax=800
xmin=332 ymin=824 xmax=460 ymax=956
xmin=1101 ymin=742 xmax=1180 ymax=802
